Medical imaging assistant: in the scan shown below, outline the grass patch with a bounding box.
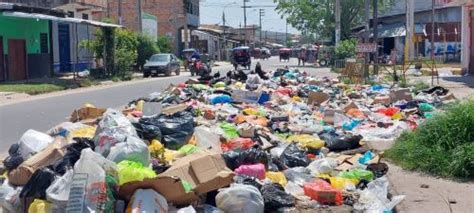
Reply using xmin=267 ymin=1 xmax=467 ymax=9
xmin=0 ymin=82 xmax=67 ymax=95
xmin=386 ymin=101 xmax=474 ymax=179
xmin=411 ymin=81 xmax=430 ymax=94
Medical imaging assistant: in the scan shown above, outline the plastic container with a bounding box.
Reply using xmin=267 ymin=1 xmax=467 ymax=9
xmin=303 ymin=179 xmax=343 ymax=205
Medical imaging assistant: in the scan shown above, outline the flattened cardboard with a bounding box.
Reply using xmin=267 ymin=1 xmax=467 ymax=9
xmin=70 ymin=107 xmax=106 ymax=123
xmin=342 ymin=102 xmax=358 ymax=113
xmin=161 ymin=104 xmax=188 ymax=115
xmin=307 ymin=92 xmax=330 ymax=106
xmin=119 ymin=150 xmax=234 ymax=205
xmin=389 ymin=88 xmax=413 ymax=102
xmin=373 ymin=95 xmax=391 ymax=105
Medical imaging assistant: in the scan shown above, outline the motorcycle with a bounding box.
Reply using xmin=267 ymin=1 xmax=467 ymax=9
xmin=189 ymin=58 xmax=210 ymax=77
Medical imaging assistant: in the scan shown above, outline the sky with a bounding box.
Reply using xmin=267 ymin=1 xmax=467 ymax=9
xmin=199 ymin=0 xmax=300 ymax=34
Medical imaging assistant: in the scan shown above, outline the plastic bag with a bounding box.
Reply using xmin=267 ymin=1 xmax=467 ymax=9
xmin=106 ymin=136 xmax=150 ymax=166
xmin=133 ymin=120 xmax=163 ymax=142
xmin=280 ymin=143 xmax=310 ymax=168
xmin=222 ymin=147 xmax=269 ymax=170
xmin=96 ymin=108 xmax=137 ymax=136
xmin=20 ymin=167 xmax=56 ymax=199
xmin=28 ymin=199 xmax=53 ymax=213
xmin=353 ymin=177 xmax=405 ymax=212
xmin=287 ymin=134 xmax=325 ymax=149
xmin=3 ymin=144 xmax=24 ymax=171
xmin=216 ymin=184 xmax=264 ymax=213
xmin=0 ymin=181 xmax=21 ymax=212
xmin=284 ymin=181 xmax=304 ymax=197
xmin=338 ymin=169 xmax=374 ymax=182
xmin=194 ymin=126 xmax=222 ymax=152
xmin=177 ymin=205 xmax=197 ymax=213
xmin=117 ymin=160 xmax=157 ymax=185
xmin=306 ymin=158 xmax=338 ymax=175
xmin=18 ymin=129 xmax=54 ymax=159
xmin=303 ymin=179 xmax=343 ymax=205
xmin=178 ymin=144 xmax=200 ymax=155
xmin=419 ymin=103 xmax=434 ymax=112
xmin=235 ymin=164 xmax=265 ymax=180
xmin=126 ymin=189 xmax=168 ymax=213
xmin=319 ymin=133 xmax=362 ymax=151
xmin=366 ymin=162 xmax=389 ymax=179
xmin=46 ymin=169 xmax=74 ymax=212
xmin=265 ymin=172 xmax=287 ymax=186
xmin=211 ymin=95 xmax=232 ymax=105
xmin=51 ymin=137 xmax=94 ymax=175
xmin=67 ymin=148 xmax=117 ymax=212
xmin=219 ymin=122 xmax=239 ymax=139
xmin=283 ymin=167 xmax=315 ymax=186
xmin=261 ymin=183 xmax=295 ymax=211
xmin=147 ymin=110 xmax=195 ymax=150
xmin=329 ymin=177 xmax=357 ymax=190
xmin=221 ymin=138 xmax=255 ymax=152
xmin=358 ymin=151 xmax=375 ymax=165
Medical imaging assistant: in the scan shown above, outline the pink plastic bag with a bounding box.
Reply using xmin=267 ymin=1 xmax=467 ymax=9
xmin=234 ymin=163 xmax=265 ymax=180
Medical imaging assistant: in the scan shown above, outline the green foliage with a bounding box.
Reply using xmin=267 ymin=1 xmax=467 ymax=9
xmin=156 ymin=35 xmax=173 ymax=53
xmin=334 ymin=39 xmax=357 ymax=59
xmin=412 ymin=81 xmax=430 ymax=94
xmin=386 ymin=101 xmax=474 ymax=179
xmin=274 ymin=0 xmax=394 ymax=41
xmin=137 ymin=35 xmax=160 ymax=70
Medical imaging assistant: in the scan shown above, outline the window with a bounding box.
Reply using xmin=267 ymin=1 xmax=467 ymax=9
xmin=82 ymin=13 xmax=89 ymax=20
xmin=67 ymin=11 xmax=74 ymax=18
xmin=40 ymin=33 xmax=48 ymax=53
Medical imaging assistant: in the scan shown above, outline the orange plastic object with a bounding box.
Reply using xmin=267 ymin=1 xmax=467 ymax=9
xmin=303 ymin=179 xmax=343 ymax=205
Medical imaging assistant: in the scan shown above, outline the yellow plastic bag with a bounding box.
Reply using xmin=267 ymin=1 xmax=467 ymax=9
xmin=149 ymin=139 xmax=165 ymax=159
xmin=292 ymin=96 xmax=302 ymax=102
xmin=117 ymin=160 xmax=157 ymax=185
xmin=69 ymin=126 xmax=96 ymax=139
xmin=266 ymin=172 xmax=288 ymax=186
xmin=329 ymin=177 xmax=358 ymax=190
xmin=28 ymin=199 xmax=52 ymax=213
xmin=287 ymin=134 xmax=325 ymax=149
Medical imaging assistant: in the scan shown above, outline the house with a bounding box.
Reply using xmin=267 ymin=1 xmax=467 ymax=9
xmin=107 ymin=0 xmax=200 ymax=55
xmin=0 ymin=3 xmax=119 ymax=81
xmin=459 ymin=0 xmax=474 ymax=73
xmin=356 ymin=0 xmax=463 ymax=63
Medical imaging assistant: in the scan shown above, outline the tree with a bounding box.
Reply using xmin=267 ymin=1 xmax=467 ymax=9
xmin=137 ymin=35 xmax=160 ymax=71
xmin=274 ymin=0 xmax=393 ymax=42
xmin=156 ymin=36 xmax=173 ymax=53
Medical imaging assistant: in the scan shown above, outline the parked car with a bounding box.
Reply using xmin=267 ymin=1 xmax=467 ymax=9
xmin=143 ymin=54 xmax=180 ymax=77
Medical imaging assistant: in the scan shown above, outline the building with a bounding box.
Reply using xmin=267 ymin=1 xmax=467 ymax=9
xmin=107 ymin=0 xmax=200 ymax=55
xmin=459 ymin=0 xmax=474 ymax=73
xmin=0 ymin=2 xmax=119 ymax=81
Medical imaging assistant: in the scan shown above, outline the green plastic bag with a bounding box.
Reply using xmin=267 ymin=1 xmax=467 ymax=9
xmin=117 ymin=161 xmax=157 ymax=185
xmin=338 ymin=168 xmax=374 ymax=181
xmin=419 ymin=103 xmax=434 ymax=112
xmin=214 ymin=82 xmax=226 ymax=88
xmin=192 ymin=84 xmax=209 ymax=91
xmin=178 ymin=144 xmax=200 ymax=155
xmin=220 ymin=122 xmax=239 ymax=139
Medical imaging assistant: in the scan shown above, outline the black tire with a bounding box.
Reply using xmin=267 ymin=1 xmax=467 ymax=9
xmin=233 ymin=64 xmax=238 ymax=70
xmin=175 ymin=68 xmax=180 ymax=76
xmin=165 ymin=70 xmax=171 ymax=76
xmin=143 ymin=72 xmax=150 ymax=78
xmin=319 ymin=59 xmax=328 ymax=67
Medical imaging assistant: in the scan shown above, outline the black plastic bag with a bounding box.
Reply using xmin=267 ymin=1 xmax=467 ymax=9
xmin=20 ymin=167 xmax=56 ymax=199
xmin=280 ymin=143 xmax=310 ymax=168
xmin=3 ymin=154 xmax=24 ymax=171
xmin=222 ymin=147 xmax=269 ymax=170
xmin=133 ymin=121 xmax=163 ymax=141
xmin=367 ymin=162 xmax=389 ymax=179
xmin=234 ymin=175 xmax=262 ymax=191
xmin=261 ymin=183 xmax=295 ymax=211
xmin=139 ymin=110 xmax=194 ymax=150
xmin=52 ymin=138 xmax=94 ymax=175
xmin=319 ymin=133 xmax=362 ymax=151
xmin=422 ymin=86 xmax=449 ymax=96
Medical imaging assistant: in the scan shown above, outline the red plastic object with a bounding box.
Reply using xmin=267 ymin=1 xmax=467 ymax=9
xmin=377 ymin=107 xmax=400 ymax=117
xmin=275 ymin=87 xmax=292 ymax=96
xmin=221 ymin=138 xmax=255 ymax=152
xmin=234 ymin=163 xmax=266 ymax=180
xmin=303 ymin=179 xmax=343 ymax=205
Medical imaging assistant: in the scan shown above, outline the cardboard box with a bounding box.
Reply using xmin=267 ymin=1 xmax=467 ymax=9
xmin=119 ymin=150 xmax=234 ymax=205
xmin=161 ymin=104 xmax=188 ymax=115
xmin=307 ymin=91 xmax=330 ymax=106
xmin=238 ymin=123 xmax=255 ymax=138
xmin=70 ymin=106 xmax=106 ymax=123
xmin=323 ymin=109 xmax=343 ymax=125
xmin=373 ymin=95 xmax=391 ymax=105
xmin=389 ymin=88 xmax=413 ymax=102
xmin=342 ymin=101 xmax=358 ymax=113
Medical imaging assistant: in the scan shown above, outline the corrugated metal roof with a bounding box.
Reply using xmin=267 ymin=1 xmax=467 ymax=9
xmin=2 ymin=11 xmax=121 ymax=28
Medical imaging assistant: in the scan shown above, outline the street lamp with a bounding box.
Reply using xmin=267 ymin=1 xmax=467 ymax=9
xmin=222 ymin=2 xmax=236 ymax=60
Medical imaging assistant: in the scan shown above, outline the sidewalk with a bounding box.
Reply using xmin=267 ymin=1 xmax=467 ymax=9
xmin=407 ymin=74 xmax=474 ymax=100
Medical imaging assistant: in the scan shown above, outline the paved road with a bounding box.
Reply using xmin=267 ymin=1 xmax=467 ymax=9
xmin=0 ymin=57 xmax=333 ymax=153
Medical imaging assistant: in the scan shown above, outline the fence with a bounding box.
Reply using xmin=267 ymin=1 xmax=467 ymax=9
xmin=333 ymin=59 xmax=346 ymax=69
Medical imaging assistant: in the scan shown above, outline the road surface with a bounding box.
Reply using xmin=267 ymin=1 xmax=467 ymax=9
xmin=0 ymin=57 xmax=334 ymax=154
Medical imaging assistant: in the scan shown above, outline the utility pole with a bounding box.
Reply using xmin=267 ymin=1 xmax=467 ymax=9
xmin=183 ymin=0 xmax=189 ymax=49
xmin=137 ymin=0 xmax=142 ymax=33
xmin=373 ymin=0 xmax=379 ymax=74
xmin=118 ymin=0 xmax=122 ymax=25
xmin=406 ymin=0 xmax=415 ymax=60
xmin=243 ymin=0 xmax=250 ymax=45
xmin=239 ymin=22 xmax=243 ymax=45
xmin=335 ymin=0 xmax=341 ymax=46
xmin=285 ymin=20 xmax=288 ymax=47
xmin=364 ymin=0 xmax=370 ymax=78
xmin=222 ymin=11 xmax=226 ymax=60
xmin=431 ymin=0 xmax=436 ymax=85
xmin=259 ymin=9 xmax=265 ymax=46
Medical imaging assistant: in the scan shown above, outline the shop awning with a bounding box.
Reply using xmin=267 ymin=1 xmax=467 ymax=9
xmin=2 ymin=11 xmax=121 ymax=28
xmin=360 ymin=23 xmax=426 ymax=38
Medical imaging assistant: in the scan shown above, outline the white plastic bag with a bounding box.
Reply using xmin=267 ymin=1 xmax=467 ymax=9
xmin=284 ymin=181 xmax=304 ymax=197
xmin=177 ymin=205 xmax=197 ymax=213
xmin=354 ymin=177 xmax=405 ymax=213
xmin=306 ymin=158 xmax=338 ymax=175
xmin=18 ymin=129 xmax=54 ymax=159
xmin=194 ymin=126 xmax=222 ymax=153
xmin=126 ymin=189 xmax=168 ymax=213
xmin=46 ymin=169 xmax=74 ymax=211
xmin=0 ymin=182 xmax=21 ymax=213
xmin=94 ymin=109 xmax=137 ymax=156
xmin=216 ymin=184 xmax=264 ymax=213
xmin=66 ymin=148 xmax=117 ymax=213
xmin=106 ymin=136 xmax=150 ymax=166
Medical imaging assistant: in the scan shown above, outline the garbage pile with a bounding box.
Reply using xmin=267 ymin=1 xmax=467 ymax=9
xmin=0 ymin=68 xmax=456 ymax=212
